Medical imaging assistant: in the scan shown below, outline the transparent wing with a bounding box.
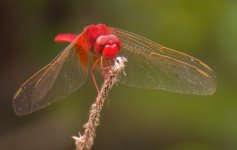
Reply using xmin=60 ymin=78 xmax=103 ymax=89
xmin=13 ymin=36 xmax=89 ymax=115
xmin=110 ymin=27 xmax=216 ymax=95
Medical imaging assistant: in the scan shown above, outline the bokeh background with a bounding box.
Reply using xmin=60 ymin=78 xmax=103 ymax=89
xmin=1 ymin=0 xmax=237 ymax=150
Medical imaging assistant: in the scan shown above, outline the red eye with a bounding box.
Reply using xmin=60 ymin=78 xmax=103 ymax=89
xmin=109 ymin=34 xmax=119 ymax=42
xmin=94 ymin=35 xmax=109 ymax=54
xmin=94 ymin=34 xmax=121 ymax=57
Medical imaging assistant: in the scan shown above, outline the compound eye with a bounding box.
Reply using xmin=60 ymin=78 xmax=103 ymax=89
xmin=94 ymin=35 xmax=109 ymax=54
xmin=96 ymin=35 xmax=108 ymax=45
xmin=109 ymin=34 xmax=119 ymax=41
xmin=108 ymin=34 xmax=121 ymax=48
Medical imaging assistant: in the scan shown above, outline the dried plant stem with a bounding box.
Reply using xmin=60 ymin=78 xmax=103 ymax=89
xmin=73 ymin=57 xmax=127 ymax=150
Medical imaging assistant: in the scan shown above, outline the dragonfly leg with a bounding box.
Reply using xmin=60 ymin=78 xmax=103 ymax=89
xmin=100 ymin=57 xmax=106 ymax=79
xmin=90 ymin=58 xmax=100 ymax=93
xmin=100 ymin=59 xmax=113 ymax=79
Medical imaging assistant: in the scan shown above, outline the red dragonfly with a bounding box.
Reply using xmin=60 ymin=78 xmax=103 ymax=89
xmin=13 ymin=24 xmax=216 ymax=115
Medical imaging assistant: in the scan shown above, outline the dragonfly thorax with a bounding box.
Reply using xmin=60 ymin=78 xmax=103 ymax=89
xmin=94 ymin=34 xmax=121 ymax=60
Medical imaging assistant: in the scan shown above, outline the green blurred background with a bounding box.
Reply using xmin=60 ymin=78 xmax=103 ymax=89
xmin=1 ymin=0 xmax=237 ymax=150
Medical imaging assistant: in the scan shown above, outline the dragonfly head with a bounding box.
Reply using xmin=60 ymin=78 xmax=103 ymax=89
xmin=94 ymin=34 xmax=121 ymax=60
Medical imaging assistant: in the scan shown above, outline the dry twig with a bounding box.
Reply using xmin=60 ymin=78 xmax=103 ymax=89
xmin=73 ymin=56 xmax=127 ymax=150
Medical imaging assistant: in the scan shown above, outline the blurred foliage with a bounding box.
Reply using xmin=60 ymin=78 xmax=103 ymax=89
xmin=0 ymin=0 xmax=237 ymax=150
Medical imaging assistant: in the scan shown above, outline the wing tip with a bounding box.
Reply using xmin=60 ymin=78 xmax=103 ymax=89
xmin=12 ymin=97 xmax=32 ymax=116
xmin=12 ymin=104 xmax=27 ymax=116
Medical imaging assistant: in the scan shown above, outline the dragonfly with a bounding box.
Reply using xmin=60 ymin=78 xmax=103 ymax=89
xmin=13 ymin=24 xmax=216 ymax=116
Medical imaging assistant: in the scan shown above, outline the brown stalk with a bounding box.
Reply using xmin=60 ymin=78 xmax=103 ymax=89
xmin=73 ymin=57 xmax=127 ymax=150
